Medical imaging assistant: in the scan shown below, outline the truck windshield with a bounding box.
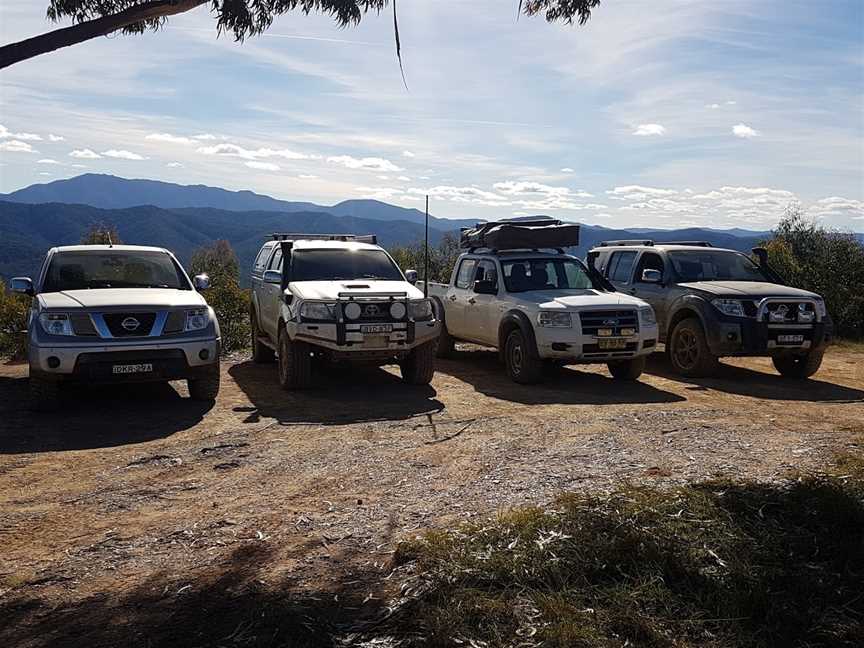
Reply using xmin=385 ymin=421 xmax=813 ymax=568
xmin=291 ymin=249 xmax=404 ymax=282
xmin=669 ymin=250 xmax=769 ymax=282
xmin=502 ymin=258 xmax=596 ymax=293
xmin=42 ymin=251 xmax=190 ymax=292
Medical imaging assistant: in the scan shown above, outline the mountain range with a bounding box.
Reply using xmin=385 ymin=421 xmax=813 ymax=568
xmin=0 ymin=173 xmax=802 ymax=284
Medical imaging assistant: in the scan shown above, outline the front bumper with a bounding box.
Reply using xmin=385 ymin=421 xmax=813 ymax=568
xmin=286 ymin=318 xmax=440 ymax=358
xmin=29 ymin=335 xmax=220 ymax=381
xmin=535 ymin=323 xmax=659 ymax=363
xmin=704 ymin=313 xmax=833 ymax=356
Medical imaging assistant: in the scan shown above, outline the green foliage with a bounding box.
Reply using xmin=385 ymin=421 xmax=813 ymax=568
xmin=0 ymin=279 xmax=29 ymax=359
xmin=388 ymin=233 xmax=461 ymax=285
xmin=189 ymin=240 xmax=249 ymax=353
xmin=80 ymin=222 xmax=122 ymax=245
xmin=391 ymin=468 xmax=864 ymax=647
xmin=764 ymin=204 xmax=864 ymax=338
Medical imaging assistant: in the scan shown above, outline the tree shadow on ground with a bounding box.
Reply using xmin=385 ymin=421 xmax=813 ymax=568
xmin=437 ymin=348 xmax=685 ymax=405
xmin=229 ymin=360 xmax=445 ymax=426
xmin=0 ymin=374 xmax=213 ymax=454
xmin=0 ymin=543 xmax=389 ymax=648
xmin=645 ymin=352 xmax=864 ymax=403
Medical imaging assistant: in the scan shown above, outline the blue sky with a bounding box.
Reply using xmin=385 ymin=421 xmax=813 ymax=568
xmin=0 ymin=0 xmax=862 ymax=229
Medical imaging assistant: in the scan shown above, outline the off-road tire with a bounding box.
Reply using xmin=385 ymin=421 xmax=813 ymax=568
xmin=504 ymin=329 xmax=544 ymax=384
xmin=400 ymin=341 xmax=436 ymax=385
xmin=278 ymin=330 xmax=313 ymax=390
xmin=29 ymin=373 xmax=60 ymax=412
xmin=773 ymin=349 xmax=824 ymax=379
xmin=607 ymin=356 xmax=646 ymax=381
xmin=668 ymin=317 xmax=719 ymax=378
xmin=250 ymin=308 xmax=276 ymax=364
xmin=188 ymin=362 xmax=221 ymax=401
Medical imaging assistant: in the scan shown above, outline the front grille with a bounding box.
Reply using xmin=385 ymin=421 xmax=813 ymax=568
xmin=102 ymin=312 xmax=157 ymax=337
xmin=342 ymin=301 xmax=405 ymax=324
xmin=163 ymin=310 xmax=185 ymax=335
xmin=70 ymin=313 xmax=97 ymax=336
xmin=579 ymin=310 xmax=638 ymax=337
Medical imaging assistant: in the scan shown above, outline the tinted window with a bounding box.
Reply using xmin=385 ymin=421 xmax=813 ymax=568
xmin=502 ymin=258 xmax=594 ymax=293
xmin=635 ymin=252 xmax=664 ymax=282
xmin=455 ymin=259 xmax=477 ymax=289
xmin=291 ymin=250 xmax=403 ymax=282
xmin=474 ymin=260 xmax=498 ymax=291
xmin=608 ymin=251 xmax=637 ymax=283
xmin=269 ymin=247 xmax=283 ymax=271
xmin=43 ymin=251 xmax=189 ymax=292
xmin=669 ymin=250 xmax=769 ymax=282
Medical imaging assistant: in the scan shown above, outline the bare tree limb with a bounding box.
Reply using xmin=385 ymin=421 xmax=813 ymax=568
xmin=0 ymin=0 xmax=208 ymax=70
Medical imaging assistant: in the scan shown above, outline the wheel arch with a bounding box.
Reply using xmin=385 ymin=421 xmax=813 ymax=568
xmin=666 ymin=296 xmax=711 ymax=340
xmin=498 ymin=310 xmax=539 ymax=358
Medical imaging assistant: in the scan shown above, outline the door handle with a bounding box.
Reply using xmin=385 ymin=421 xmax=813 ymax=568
xmin=468 ymin=298 xmax=476 ymax=305
xmin=448 ymin=295 xmax=457 ymax=301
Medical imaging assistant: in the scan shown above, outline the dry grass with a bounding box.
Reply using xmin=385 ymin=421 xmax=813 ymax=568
xmin=388 ymin=464 xmax=864 ymax=647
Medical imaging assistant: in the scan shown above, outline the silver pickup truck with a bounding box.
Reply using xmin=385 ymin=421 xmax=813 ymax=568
xmin=11 ymin=244 xmax=221 ymax=410
xmin=249 ymin=233 xmax=440 ymax=389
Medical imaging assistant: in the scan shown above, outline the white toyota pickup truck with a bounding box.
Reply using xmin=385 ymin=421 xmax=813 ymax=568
xmin=249 ymin=234 xmax=440 ymax=389
xmin=426 ymin=220 xmax=659 ymax=383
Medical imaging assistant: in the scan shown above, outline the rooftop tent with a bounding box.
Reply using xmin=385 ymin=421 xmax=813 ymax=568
xmin=460 ymin=219 xmax=581 ymax=251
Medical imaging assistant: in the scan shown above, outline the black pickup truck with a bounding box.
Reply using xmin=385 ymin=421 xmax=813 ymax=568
xmin=587 ymin=241 xmax=832 ymax=378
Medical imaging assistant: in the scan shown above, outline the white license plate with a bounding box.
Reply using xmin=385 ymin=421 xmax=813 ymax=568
xmin=361 ymin=324 xmax=393 ymax=334
xmin=598 ymin=338 xmax=628 ymax=350
xmin=777 ymin=334 xmax=804 ymax=344
xmin=112 ymin=363 xmax=153 ymax=375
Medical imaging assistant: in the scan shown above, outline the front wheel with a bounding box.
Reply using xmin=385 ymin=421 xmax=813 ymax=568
xmin=188 ymin=363 xmax=221 ymax=401
xmin=400 ymin=341 xmax=436 ymax=385
xmin=668 ymin=317 xmax=719 ymax=377
xmin=278 ymin=330 xmax=312 ymax=390
xmin=504 ymin=329 xmax=543 ymax=384
xmin=607 ymin=356 xmax=646 ymax=381
xmin=773 ymin=349 xmax=824 ymax=379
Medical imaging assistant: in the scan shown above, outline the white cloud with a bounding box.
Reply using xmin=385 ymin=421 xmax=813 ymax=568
xmin=48 ymin=134 xmax=65 ymax=142
xmin=0 ymin=140 xmax=37 ymax=153
xmin=493 ymin=180 xmax=592 ymax=198
xmin=356 ymin=186 xmax=404 ymax=200
xmin=706 ymin=103 xmax=721 ymax=109
xmin=245 ymin=161 xmax=280 ymax=171
xmin=0 ymin=124 xmax=41 ymax=141
xmin=37 ymin=158 xmax=61 ymax=164
xmin=606 ymin=185 xmax=678 ymax=200
xmin=810 ymin=196 xmax=864 ymax=220
xmin=146 ymin=132 xmax=193 ymax=145
xmin=39 ymin=172 xmax=52 ymax=176
xmin=397 ymin=175 xmax=411 ymax=181
xmin=197 ymin=143 xmax=314 ymax=161
xmin=327 ymin=155 xmax=401 ymax=172
xmin=193 ymin=133 xmax=218 ymax=140
xmin=561 ymin=167 xmax=575 ymax=173
xmin=732 ymin=123 xmax=760 ymax=138
xmin=410 ymin=185 xmax=508 ymax=206
xmin=69 ymin=148 xmax=102 ymax=159
xmin=402 ymin=150 xmax=415 ymax=158
xmin=633 ymin=123 xmax=666 ymax=136
xmin=166 ymin=162 xmax=184 ymax=168
xmin=726 ymin=100 xmax=737 ymax=105
xmin=298 ymin=174 xmax=318 ymax=179
xmin=102 ymin=149 xmax=147 ymax=160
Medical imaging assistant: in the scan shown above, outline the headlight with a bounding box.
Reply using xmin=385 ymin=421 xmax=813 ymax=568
xmin=185 ymin=308 xmax=209 ymax=331
xmin=812 ymin=298 xmax=827 ymax=318
xmin=711 ymin=299 xmax=745 ymax=317
xmin=39 ymin=312 xmax=74 ymax=336
xmin=537 ymin=311 xmax=572 ymax=328
xmin=408 ymin=299 xmax=434 ymax=321
xmin=390 ymin=302 xmax=407 ymax=320
xmin=638 ymin=306 xmax=657 ymax=326
xmin=300 ymin=302 xmax=336 ymax=321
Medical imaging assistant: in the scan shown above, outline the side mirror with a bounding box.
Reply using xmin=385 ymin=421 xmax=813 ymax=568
xmin=641 ymin=269 xmax=662 ymax=284
xmin=404 ymin=269 xmax=419 ymax=283
xmin=263 ymin=270 xmax=282 ymax=285
xmin=193 ymin=274 xmax=210 ymax=291
xmin=10 ymin=277 xmax=34 ymax=295
xmin=473 ymin=279 xmax=497 ymax=295
xmin=751 ymin=247 xmax=769 ymax=267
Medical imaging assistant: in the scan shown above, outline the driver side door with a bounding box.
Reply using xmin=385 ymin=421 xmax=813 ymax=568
xmin=468 ymin=259 xmax=501 ymax=346
xmin=629 ymin=251 xmax=668 ymax=333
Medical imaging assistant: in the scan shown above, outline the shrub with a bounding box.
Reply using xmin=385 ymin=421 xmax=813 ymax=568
xmin=81 ymin=223 xmax=122 ymax=245
xmin=389 ymin=232 xmax=461 ymax=284
xmin=0 ymin=279 xmax=29 ymax=359
xmin=189 ymin=241 xmax=250 ymax=354
xmin=764 ymin=204 xmax=864 ymax=338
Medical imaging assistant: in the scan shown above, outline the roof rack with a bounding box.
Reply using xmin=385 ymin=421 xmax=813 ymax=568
xmin=597 ymin=240 xmax=654 ymax=247
xmin=656 ymin=240 xmax=713 ymax=247
xmin=271 ymin=233 xmax=378 ymax=244
xmin=466 ymin=247 xmax=567 ymax=254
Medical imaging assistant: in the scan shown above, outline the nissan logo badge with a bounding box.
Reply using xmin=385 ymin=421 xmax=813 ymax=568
xmin=121 ymin=317 xmax=140 ymax=332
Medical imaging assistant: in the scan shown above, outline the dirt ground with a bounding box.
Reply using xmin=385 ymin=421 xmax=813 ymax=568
xmin=1 ymin=345 xmax=863 ymax=647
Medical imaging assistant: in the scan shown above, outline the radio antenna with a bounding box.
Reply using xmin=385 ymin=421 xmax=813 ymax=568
xmin=424 ymin=195 xmax=429 ymax=298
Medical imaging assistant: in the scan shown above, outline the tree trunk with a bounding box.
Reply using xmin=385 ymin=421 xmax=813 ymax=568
xmin=0 ymin=0 xmax=209 ymax=70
